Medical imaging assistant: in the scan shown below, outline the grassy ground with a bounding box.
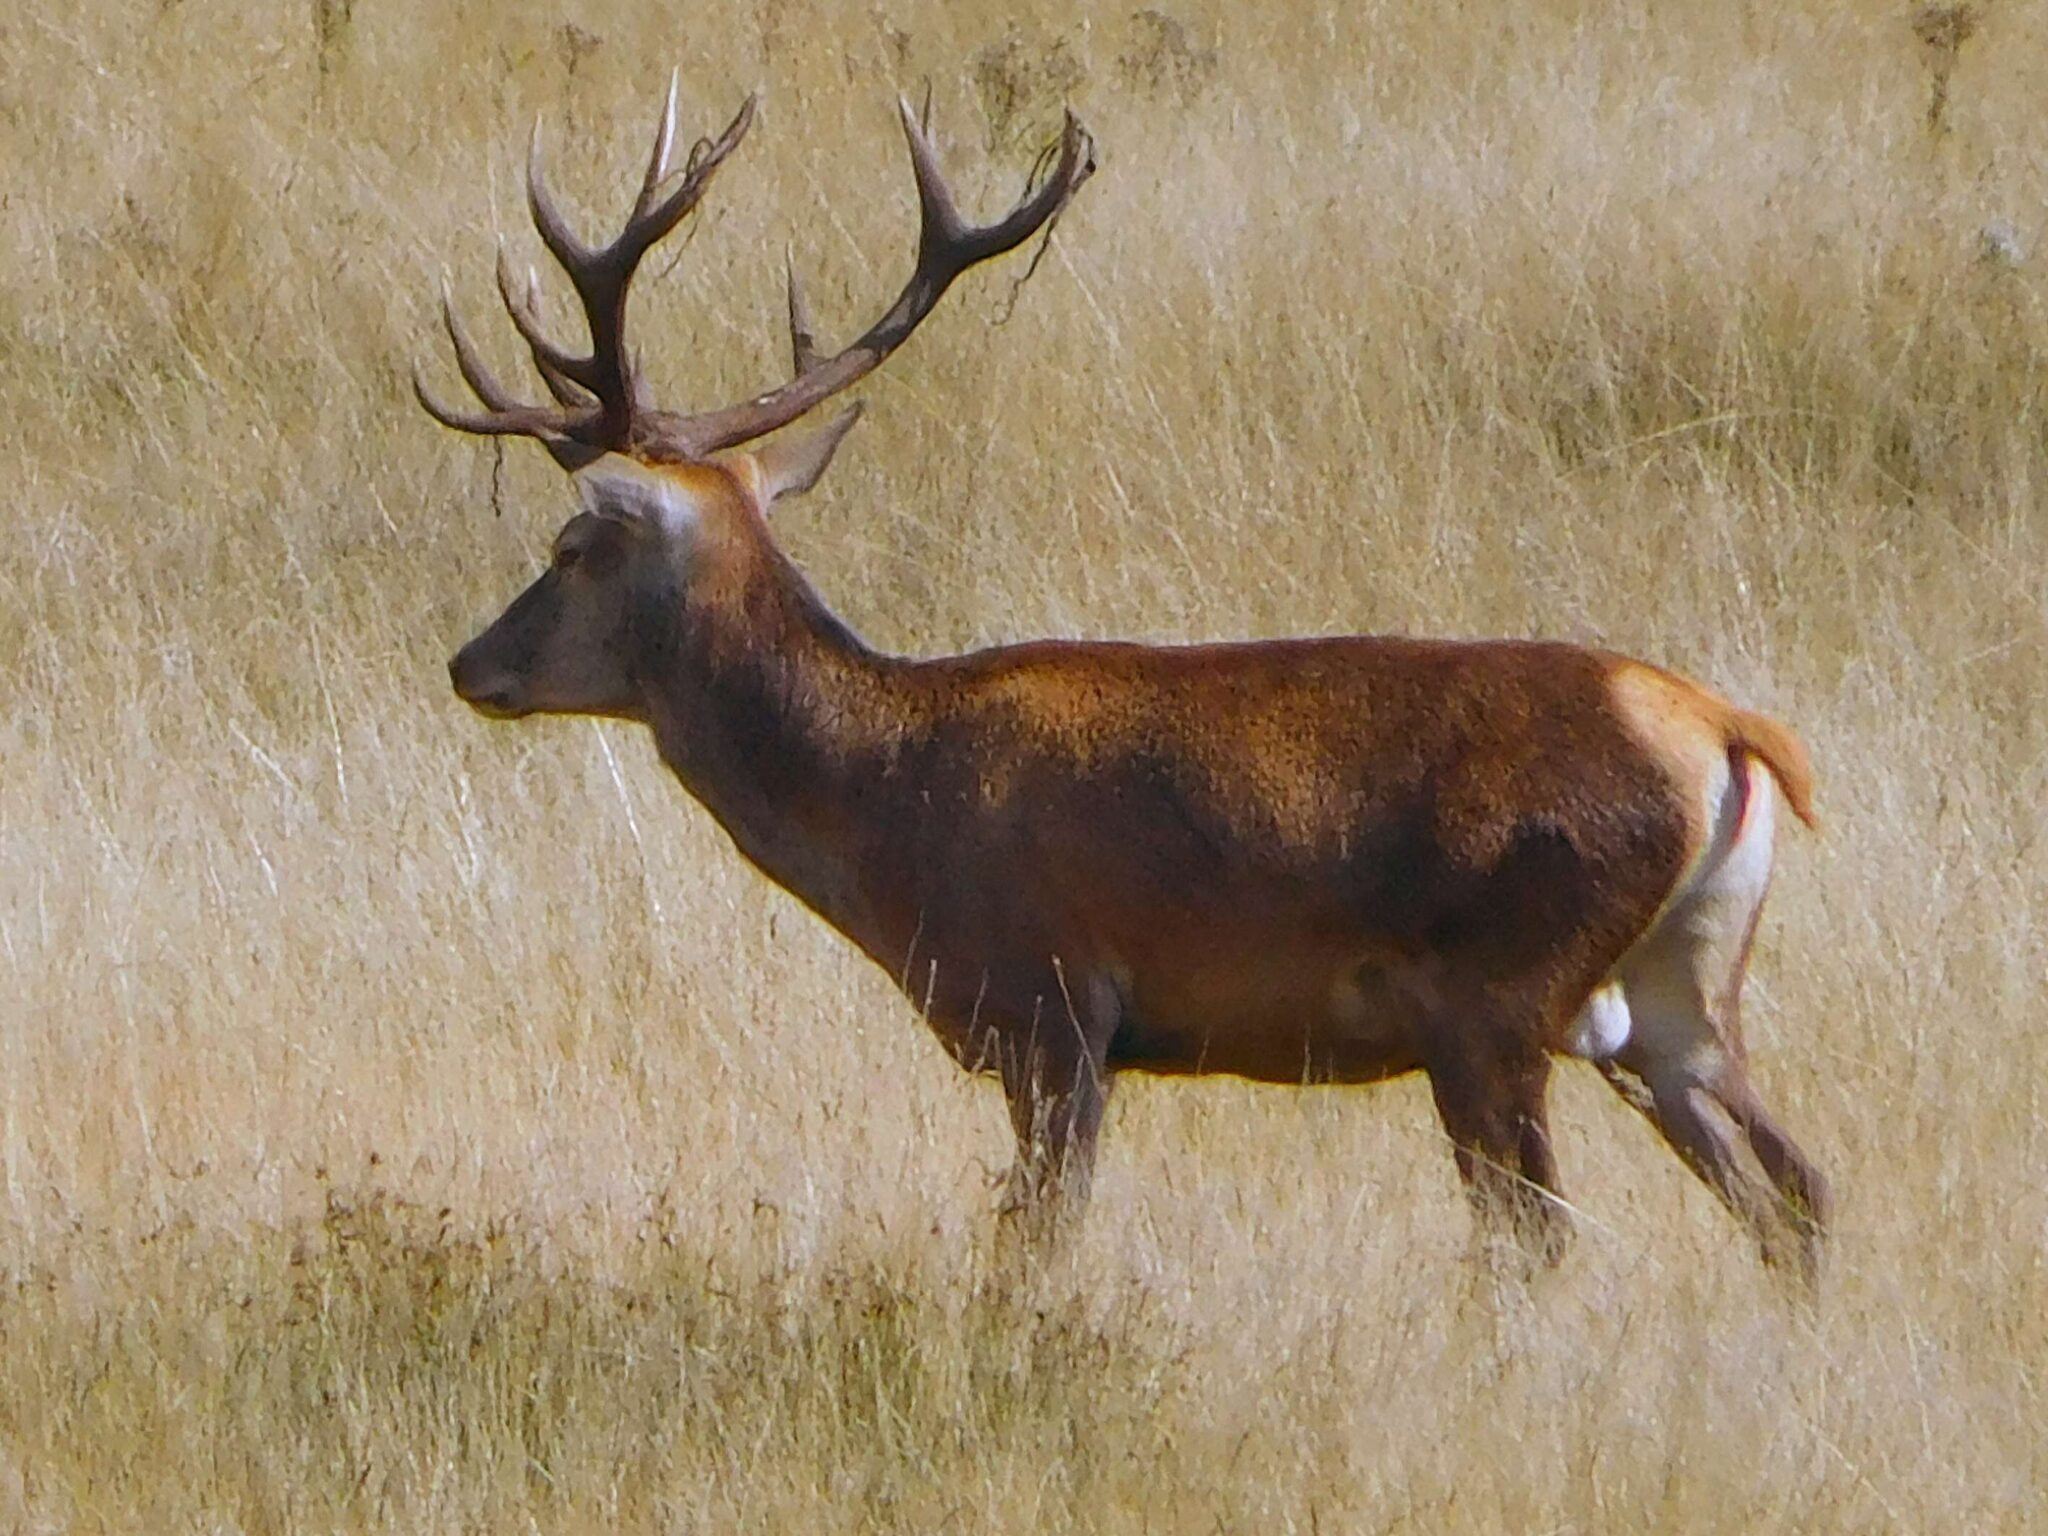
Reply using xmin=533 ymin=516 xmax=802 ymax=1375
xmin=3 ymin=0 xmax=2046 ymax=1529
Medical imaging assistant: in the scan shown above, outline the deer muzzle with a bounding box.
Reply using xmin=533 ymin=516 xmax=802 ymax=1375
xmin=448 ymin=644 xmax=530 ymax=719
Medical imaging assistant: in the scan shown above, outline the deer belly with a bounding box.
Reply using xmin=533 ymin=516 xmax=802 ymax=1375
xmin=1111 ymin=953 xmax=1421 ymax=1083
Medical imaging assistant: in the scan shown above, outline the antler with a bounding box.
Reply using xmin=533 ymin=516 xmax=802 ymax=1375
xmin=416 ymin=76 xmax=756 ymax=469
xmin=417 ymin=79 xmax=1095 ymax=470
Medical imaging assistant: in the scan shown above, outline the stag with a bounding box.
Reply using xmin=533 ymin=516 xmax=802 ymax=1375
xmin=419 ymin=80 xmax=1830 ymax=1284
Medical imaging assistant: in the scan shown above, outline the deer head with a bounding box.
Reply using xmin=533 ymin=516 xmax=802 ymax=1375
xmin=423 ymin=79 xmax=1094 ymax=722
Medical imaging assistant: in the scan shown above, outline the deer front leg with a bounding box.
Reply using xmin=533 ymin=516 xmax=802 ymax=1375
xmin=993 ymin=991 xmax=1115 ymax=1239
xmin=1421 ymin=1012 xmax=1573 ymax=1275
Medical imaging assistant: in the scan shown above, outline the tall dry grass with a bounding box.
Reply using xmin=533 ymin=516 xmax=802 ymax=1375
xmin=2 ymin=0 xmax=2045 ymax=1529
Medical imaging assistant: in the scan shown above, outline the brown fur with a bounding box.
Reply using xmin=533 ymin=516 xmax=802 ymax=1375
xmin=447 ymin=454 xmax=1828 ymax=1282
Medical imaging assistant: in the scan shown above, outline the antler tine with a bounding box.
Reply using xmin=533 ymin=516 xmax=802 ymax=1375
xmin=411 ymin=361 xmax=483 ymax=432
xmin=637 ymin=101 xmax=1095 ymax=458
xmin=523 ymin=118 xmax=592 ymax=275
xmin=439 ymin=281 xmax=525 ymax=413
xmin=523 ymin=86 xmax=753 ymax=282
xmin=533 ymin=355 xmax=594 ymax=409
xmin=614 ymin=91 xmax=756 ymax=268
xmin=785 ymin=247 xmax=822 ymax=376
xmin=633 ymin=70 xmax=681 ymax=219
xmin=411 ymin=362 xmax=597 ymax=467
xmin=908 ymin=102 xmax=1096 ymax=269
xmin=494 ymin=245 xmax=599 ymax=403
xmin=896 ymin=95 xmax=968 ymax=252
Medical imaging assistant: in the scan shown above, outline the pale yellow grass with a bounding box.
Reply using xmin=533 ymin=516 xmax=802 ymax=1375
xmin=2 ymin=0 xmax=2045 ymax=1530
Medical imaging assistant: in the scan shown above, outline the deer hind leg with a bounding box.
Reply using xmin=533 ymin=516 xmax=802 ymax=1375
xmin=1609 ymin=784 xmax=1830 ymax=1287
xmin=1421 ymin=1015 xmax=1572 ymax=1274
xmin=1715 ymin=1066 xmax=1832 ymax=1275
xmin=1603 ymin=1042 xmax=1826 ymax=1290
xmin=1600 ymin=1048 xmax=1808 ymax=1278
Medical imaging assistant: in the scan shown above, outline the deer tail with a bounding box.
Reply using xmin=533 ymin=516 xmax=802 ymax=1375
xmin=1724 ymin=706 xmax=1819 ymax=832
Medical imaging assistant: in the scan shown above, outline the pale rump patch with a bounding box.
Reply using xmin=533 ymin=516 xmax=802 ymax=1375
xmin=1715 ymin=751 xmax=1777 ymax=906
xmin=1563 ymin=729 xmax=1778 ymax=1066
xmin=1579 ymin=752 xmax=1778 ymax=1076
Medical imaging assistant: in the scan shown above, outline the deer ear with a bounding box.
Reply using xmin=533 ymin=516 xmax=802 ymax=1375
xmin=744 ymin=403 xmax=864 ymax=508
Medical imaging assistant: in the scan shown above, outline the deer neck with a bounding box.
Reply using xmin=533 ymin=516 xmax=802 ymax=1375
xmin=639 ymin=540 xmax=912 ymax=938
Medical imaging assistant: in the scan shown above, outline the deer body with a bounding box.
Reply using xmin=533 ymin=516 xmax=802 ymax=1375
xmin=689 ymin=625 xmax=1697 ymax=1084
xmin=424 ymin=83 xmax=1830 ymax=1283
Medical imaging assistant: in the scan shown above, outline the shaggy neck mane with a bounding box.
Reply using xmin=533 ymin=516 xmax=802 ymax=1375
xmin=641 ymin=524 xmax=915 ymax=940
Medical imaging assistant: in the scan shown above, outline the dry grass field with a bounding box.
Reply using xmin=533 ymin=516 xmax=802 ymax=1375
xmin=3 ymin=0 xmax=2046 ymax=1529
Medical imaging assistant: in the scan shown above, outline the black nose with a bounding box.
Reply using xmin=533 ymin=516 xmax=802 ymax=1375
xmin=449 ymin=649 xmax=524 ymax=717
xmin=448 ymin=648 xmax=492 ymax=703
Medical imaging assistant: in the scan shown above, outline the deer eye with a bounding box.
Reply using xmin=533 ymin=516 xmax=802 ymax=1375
xmin=554 ymin=544 xmax=582 ymax=572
